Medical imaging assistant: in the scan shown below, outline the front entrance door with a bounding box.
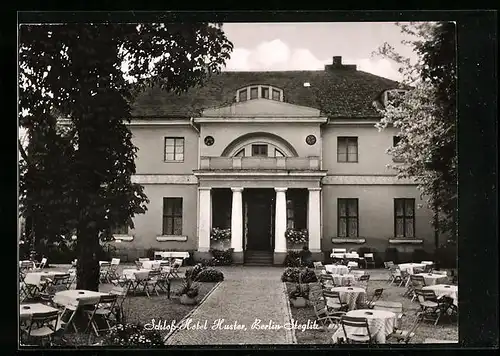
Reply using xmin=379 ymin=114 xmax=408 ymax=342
xmin=246 ymin=189 xmax=273 ymax=251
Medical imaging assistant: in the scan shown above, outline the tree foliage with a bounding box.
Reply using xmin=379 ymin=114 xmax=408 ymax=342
xmin=375 ymin=22 xmax=457 ymax=240
xmin=19 ymin=23 xmax=233 ymax=289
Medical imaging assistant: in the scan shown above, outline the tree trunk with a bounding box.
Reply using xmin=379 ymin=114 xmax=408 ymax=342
xmin=76 ymin=224 xmax=101 ymax=291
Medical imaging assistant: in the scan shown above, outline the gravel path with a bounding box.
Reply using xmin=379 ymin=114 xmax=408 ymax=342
xmin=165 ymin=268 xmax=295 ymax=345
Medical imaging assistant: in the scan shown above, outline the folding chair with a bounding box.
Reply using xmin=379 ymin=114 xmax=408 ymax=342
xmin=168 ymin=259 xmax=183 ymax=279
xmin=388 ymin=266 xmax=402 ymax=286
xmin=362 ymin=253 xmax=376 ymax=269
xmin=135 ymin=260 xmax=143 ymax=269
xmin=85 ymin=294 xmax=118 ymax=336
xmin=99 ymin=262 xmax=111 ymax=283
xmin=66 ymin=269 xmax=76 ymax=289
xmin=319 ymin=274 xmax=335 ymax=289
xmin=34 ymin=258 xmax=48 ymax=271
xmin=131 ymin=271 xmax=150 ymax=296
xmin=340 ymin=315 xmax=373 ymax=344
xmin=364 ymin=288 xmax=383 ymax=309
xmin=323 ymin=290 xmax=349 ymax=312
xmin=423 ymin=264 xmax=433 ymax=273
xmin=59 ymin=296 xmax=101 ymax=334
xmin=145 ymin=270 xmax=161 ymax=297
xmin=415 ymin=289 xmax=441 ymax=325
xmin=406 ymin=275 xmax=425 ymax=301
xmin=387 ymin=312 xmax=422 ymax=344
xmin=399 ymin=270 xmax=411 ymax=287
xmin=438 ymin=296 xmax=458 ymax=319
xmin=107 ymin=258 xmax=121 ymax=281
xmin=20 ymin=282 xmax=29 ymax=302
xmin=356 ymin=274 xmax=370 ymax=289
xmin=384 ymin=261 xmax=395 ymax=269
xmin=22 ymin=310 xmax=65 ymax=346
xmin=45 ymin=273 xmax=71 ymax=292
xmin=311 ymin=293 xmax=345 ymax=331
xmin=109 ymin=282 xmax=131 ymax=323
xmin=372 ymin=301 xmax=404 ymax=328
xmin=157 ymin=266 xmax=172 ymax=298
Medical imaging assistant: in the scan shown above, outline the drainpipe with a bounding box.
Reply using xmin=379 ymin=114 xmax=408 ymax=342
xmin=189 ymin=117 xmax=200 ymax=134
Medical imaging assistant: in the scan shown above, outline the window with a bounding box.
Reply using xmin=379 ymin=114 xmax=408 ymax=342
xmin=286 ymin=199 xmax=294 ymax=229
xmin=238 ymin=89 xmax=247 ymax=102
xmin=338 ymin=199 xmax=359 ymax=238
xmin=252 ymin=144 xmax=268 ymax=157
xmin=394 ymin=198 xmax=415 ymax=238
xmin=250 ymin=87 xmax=259 ymax=99
xmin=272 ymin=88 xmax=281 ymax=101
xmin=337 ymin=137 xmax=358 ymax=162
xmin=164 ymin=137 xmax=184 ymax=162
xmin=235 ymin=148 xmax=245 ymax=157
xmin=112 ymin=224 xmax=128 ymax=235
xmin=261 ymin=87 xmax=269 ymax=99
xmin=162 ymin=198 xmax=183 ymax=235
xmin=392 ymin=136 xmax=404 ymax=162
xmin=274 ymin=148 xmax=285 ymax=157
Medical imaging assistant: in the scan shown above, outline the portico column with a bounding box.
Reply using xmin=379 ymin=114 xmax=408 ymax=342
xmin=231 ymin=188 xmax=244 ymax=252
xmin=274 ymin=187 xmax=288 ymax=253
xmin=198 ymin=187 xmax=212 ymax=252
xmin=308 ymin=187 xmax=322 ymax=253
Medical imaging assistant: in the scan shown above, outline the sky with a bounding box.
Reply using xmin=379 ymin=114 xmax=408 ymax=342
xmin=221 ymin=22 xmax=419 ymax=81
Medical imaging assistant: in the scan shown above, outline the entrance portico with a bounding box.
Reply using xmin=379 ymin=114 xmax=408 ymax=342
xmin=195 ymin=171 xmax=326 ymax=265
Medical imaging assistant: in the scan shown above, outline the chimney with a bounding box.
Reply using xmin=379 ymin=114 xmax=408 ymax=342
xmin=324 ymin=56 xmax=357 ymax=71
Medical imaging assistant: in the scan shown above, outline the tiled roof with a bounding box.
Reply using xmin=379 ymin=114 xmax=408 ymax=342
xmin=131 ymin=69 xmax=400 ymax=118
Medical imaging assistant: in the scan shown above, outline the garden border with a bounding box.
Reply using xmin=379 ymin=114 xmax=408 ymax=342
xmin=163 ymin=281 xmax=223 ymax=344
xmin=282 ymin=282 xmax=297 ymax=344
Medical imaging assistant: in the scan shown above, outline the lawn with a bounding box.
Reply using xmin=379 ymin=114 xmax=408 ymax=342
xmin=21 ymin=264 xmax=218 ymax=347
xmin=285 ymin=276 xmax=458 ymax=344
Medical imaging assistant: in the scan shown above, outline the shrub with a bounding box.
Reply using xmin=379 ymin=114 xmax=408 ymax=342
xmin=145 ymin=248 xmax=155 ymax=260
xmin=187 ymin=263 xmax=207 ymax=280
xmin=194 ymin=268 xmax=224 ymax=282
xmin=289 ymin=283 xmax=310 ymax=299
xmin=184 ymin=251 xmax=196 ymax=266
xmin=283 ymin=250 xmax=301 ymax=267
xmin=176 ymin=277 xmax=200 ymax=298
xmin=103 ymin=323 xmax=164 ymax=347
xmin=281 ymin=267 xmax=301 ymax=282
xmin=285 ymin=228 xmax=308 ymax=244
xmin=411 ymin=248 xmax=430 ymax=262
xmin=281 ymin=267 xmax=318 ymax=283
xmin=208 ymin=248 xmax=233 ymax=266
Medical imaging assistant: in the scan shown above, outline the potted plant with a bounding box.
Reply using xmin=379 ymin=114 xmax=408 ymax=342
xmin=288 ymin=272 xmax=309 ymax=308
xmin=177 ymin=276 xmax=199 ymax=305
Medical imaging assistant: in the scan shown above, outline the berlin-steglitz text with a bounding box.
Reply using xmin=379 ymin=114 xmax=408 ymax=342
xmin=144 ymin=318 xmax=321 ymax=332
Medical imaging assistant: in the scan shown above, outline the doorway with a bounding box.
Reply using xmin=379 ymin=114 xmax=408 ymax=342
xmin=244 ymin=189 xmax=274 ymax=251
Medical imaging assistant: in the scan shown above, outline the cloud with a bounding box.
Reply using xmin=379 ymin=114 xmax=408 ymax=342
xmin=224 ymin=39 xmax=402 ymax=81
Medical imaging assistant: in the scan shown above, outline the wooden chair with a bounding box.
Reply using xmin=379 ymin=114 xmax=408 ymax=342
xmin=340 ymin=316 xmax=373 ymax=344
xmin=319 ymin=274 xmax=335 ymax=289
xmin=387 ymin=312 xmax=422 ymax=344
xmin=364 ymin=288 xmax=383 ymax=309
xmin=356 ymin=274 xmax=370 ymax=289
xmin=423 ymin=264 xmax=433 ymax=273
xmin=84 ymin=294 xmax=118 ymax=337
xmin=384 ymin=261 xmax=395 ymax=269
xmin=389 ymin=266 xmax=402 ymax=286
xmin=99 ymin=262 xmax=111 ymax=283
xmin=311 ymin=293 xmax=345 ymax=331
xmin=34 ymin=258 xmax=48 ymax=270
xmin=323 ymin=290 xmax=349 ymax=312
xmin=362 ymin=253 xmax=376 ymax=269
xmin=22 ymin=310 xmax=65 ymax=346
xmin=406 ymin=275 xmax=425 ymax=301
xmin=109 ymin=282 xmax=131 ymax=323
xmin=415 ymin=289 xmax=441 ymax=325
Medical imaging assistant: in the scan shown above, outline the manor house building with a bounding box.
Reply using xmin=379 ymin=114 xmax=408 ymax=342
xmin=114 ymin=56 xmax=435 ymax=265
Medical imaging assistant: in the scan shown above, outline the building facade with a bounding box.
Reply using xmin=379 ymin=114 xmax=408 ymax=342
xmin=113 ymin=57 xmax=436 ymax=264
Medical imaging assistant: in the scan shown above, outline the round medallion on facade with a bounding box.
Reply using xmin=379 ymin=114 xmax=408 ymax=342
xmin=204 ymin=136 xmax=215 ymax=146
xmin=306 ymin=135 xmax=317 ymax=145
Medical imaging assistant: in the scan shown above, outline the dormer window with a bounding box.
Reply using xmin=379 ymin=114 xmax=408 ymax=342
xmin=236 ymin=85 xmax=283 ymax=102
xmin=383 ymin=89 xmax=407 ymax=107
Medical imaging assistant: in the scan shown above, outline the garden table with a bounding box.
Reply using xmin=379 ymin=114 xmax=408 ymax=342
xmin=329 ymin=286 xmax=366 ymax=311
xmin=398 ymin=263 xmax=426 ymax=275
xmin=141 ymin=260 xmax=161 ymax=270
xmin=422 ymin=284 xmax=458 ymax=306
xmin=19 ymin=261 xmax=35 ymax=269
xmin=53 ymin=289 xmax=108 ymax=307
xmin=421 ymin=261 xmax=434 ymax=266
xmin=351 ymin=270 xmax=366 ymax=279
xmin=330 ymin=274 xmax=356 ymax=286
xmin=24 ymin=271 xmax=68 ymax=288
xmin=20 ymin=303 xmax=59 ymax=321
xmin=331 ymin=309 xmax=396 ymax=344
xmin=325 ymin=264 xmax=349 ymax=275
xmin=154 ymin=251 xmax=189 ymax=260
xmin=415 ymin=273 xmax=449 ymax=286
xmin=122 ymin=268 xmax=150 ymax=280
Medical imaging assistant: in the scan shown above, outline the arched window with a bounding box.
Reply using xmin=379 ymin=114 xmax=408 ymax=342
xmin=236 ymin=85 xmax=284 ymax=102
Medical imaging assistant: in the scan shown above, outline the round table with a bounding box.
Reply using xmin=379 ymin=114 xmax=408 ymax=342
xmin=398 ymin=263 xmax=426 ymax=275
xmin=53 ymin=289 xmax=108 ymax=307
xmin=325 ymin=265 xmax=349 ymax=275
xmin=24 ymin=271 xmax=68 ymax=287
xmin=122 ymin=268 xmax=150 ymax=280
xmin=332 ymin=309 xmax=397 ymax=344
xmin=415 ymin=273 xmax=449 ymax=286
xmin=141 ymin=260 xmax=161 ymax=270
xmin=330 ymin=274 xmax=356 ymax=286
xmin=329 ymin=286 xmax=366 ymax=311
xmin=422 ymin=284 xmax=458 ymax=306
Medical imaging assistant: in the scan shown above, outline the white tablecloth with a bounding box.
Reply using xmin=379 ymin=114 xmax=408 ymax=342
xmin=398 ymin=263 xmax=426 ymax=275
xmin=24 ymin=271 xmax=68 ymax=287
xmin=422 ymin=284 xmax=458 ymax=306
xmin=351 ymin=270 xmax=366 ymax=278
xmin=154 ymin=251 xmax=190 ymax=259
xmin=141 ymin=260 xmax=161 ymax=270
xmin=329 ymin=286 xmax=366 ymax=311
xmin=53 ymin=290 xmax=107 ymax=306
xmin=330 ymin=253 xmax=359 ymax=259
xmin=20 ymin=303 xmax=59 ymax=321
xmin=332 ymin=309 xmax=396 ymax=344
xmin=415 ymin=273 xmax=449 ymax=286
xmin=325 ymin=265 xmax=349 ymax=275
xmin=19 ymin=261 xmax=35 ymax=269
xmin=122 ymin=268 xmax=150 ymax=280
xmin=330 ymin=274 xmax=356 ymax=286
xmin=421 ymin=261 xmax=434 ymax=265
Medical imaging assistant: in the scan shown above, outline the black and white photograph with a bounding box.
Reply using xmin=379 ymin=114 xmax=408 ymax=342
xmin=18 ymin=15 xmax=471 ymax=348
